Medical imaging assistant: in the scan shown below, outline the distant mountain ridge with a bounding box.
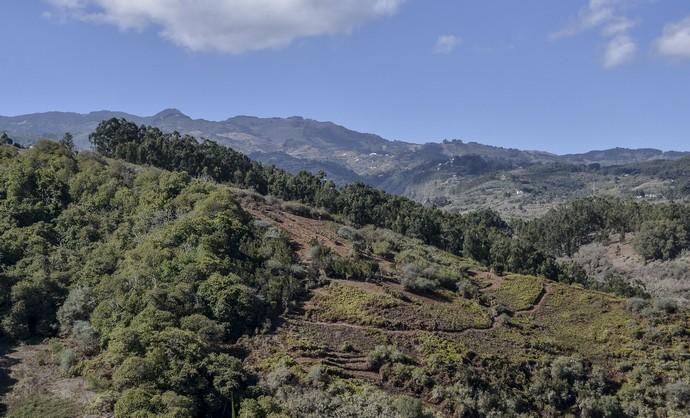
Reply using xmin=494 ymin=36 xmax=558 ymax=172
xmin=2 ymin=109 xmax=689 ymax=215
xmin=2 ymin=109 xmax=686 ymax=165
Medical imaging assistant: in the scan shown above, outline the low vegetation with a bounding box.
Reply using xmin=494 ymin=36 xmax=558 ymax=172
xmin=490 ymin=274 xmax=545 ymax=311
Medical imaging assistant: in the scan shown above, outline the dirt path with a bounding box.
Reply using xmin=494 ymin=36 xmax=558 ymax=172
xmin=286 ymin=315 xmax=497 ymax=338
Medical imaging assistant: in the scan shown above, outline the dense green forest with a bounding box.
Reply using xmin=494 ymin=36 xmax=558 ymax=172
xmin=89 ymin=119 xmax=690 ymax=281
xmin=0 ymin=141 xmax=310 ymax=415
xmin=1 ymin=122 xmax=689 ymax=417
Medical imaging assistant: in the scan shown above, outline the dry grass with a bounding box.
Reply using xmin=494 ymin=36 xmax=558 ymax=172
xmin=568 ymin=236 xmax=690 ymax=303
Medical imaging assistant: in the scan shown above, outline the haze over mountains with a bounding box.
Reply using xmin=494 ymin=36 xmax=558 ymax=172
xmin=2 ymin=109 xmax=689 ymax=216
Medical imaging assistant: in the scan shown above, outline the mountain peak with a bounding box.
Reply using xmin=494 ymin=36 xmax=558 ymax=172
xmin=153 ymin=108 xmax=189 ymax=119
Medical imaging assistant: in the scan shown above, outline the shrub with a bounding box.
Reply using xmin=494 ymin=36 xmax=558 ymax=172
xmin=306 ymin=365 xmax=329 ymax=387
xmin=578 ymin=395 xmax=624 ymax=418
xmin=495 ymin=313 xmax=512 ymax=327
xmin=327 ymin=257 xmax=380 ymax=281
xmin=336 ymin=226 xmax=360 ymax=241
xmin=59 ymin=348 xmax=77 ymax=374
xmin=265 ymin=366 xmax=295 ymax=390
xmin=625 ymin=297 xmax=649 ymax=314
xmin=88 ymin=391 xmax=118 ymax=416
xmin=115 ymin=388 xmax=158 ymax=417
xmin=239 ymin=397 xmax=284 ymax=418
xmin=371 ymin=240 xmax=395 ymax=260
xmin=112 ymin=356 xmax=155 ymax=390
xmin=308 ymin=242 xmax=332 ymax=270
xmin=114 ymin=386 xmax=196 ymax=418
xmin=654 ymin=298 xmax=678 ymax=314
xmin=550 ymin=356 xmax=585 ymax=383
xmin=340 ymin=342 xmax=355 ymax=353
xmin=263 ymin=226 xmax=283 ymax=240
xmin=666 ymin=381 xmax=690 ymax=409
xmin=457 ymin=280 xmax=478 ymax=299
xmin=392 ymin=396 xmax=426 ymax=418
xmin=367 ymin=345 xmax=410 ymax=370
xmin=71 ymin=320 xmax=99 ymax=355
xmin=252 ymin=219 xmax=273 ymax=229
xmin=401 ymin=276 xmax=439 ymax=293
xmin=57 ymin=287 xmax=96 ymax=335
xmin=402 ymin=263 xmax=422 ymax=278
xmin=282 ymin=202 xmax=331 ymax=220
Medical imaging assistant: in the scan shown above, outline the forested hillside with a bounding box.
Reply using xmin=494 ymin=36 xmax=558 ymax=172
xmin=1 ymin=123 xmax=689 ymax=417
xmin=86 ymin=119 xmax=690 ymax=299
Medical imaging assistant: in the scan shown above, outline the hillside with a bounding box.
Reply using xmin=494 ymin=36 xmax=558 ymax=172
xmin=387 ymin=158 xmax=690 ymax=218
xmin=1 ymin=127 xmax=689 ymax=417
xmin=2 ymin=110 xmax=689 ymax=217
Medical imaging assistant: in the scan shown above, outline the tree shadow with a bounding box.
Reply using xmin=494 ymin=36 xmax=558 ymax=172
xmin=0 ymin=340 xmax=20 ymax=416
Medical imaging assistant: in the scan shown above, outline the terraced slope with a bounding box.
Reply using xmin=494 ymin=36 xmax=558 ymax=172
xmin=235 ymin=195 xmax=690 ymax=417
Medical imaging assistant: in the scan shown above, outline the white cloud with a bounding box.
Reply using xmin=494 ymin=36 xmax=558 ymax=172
xmin=601 ymin=17 xmax=636 ymax=36
xmin=433 ymin=35 xmax=460 ymax=54
xmin=46 ymin=0 xmax=405 ymax=54
xmin=552 ymin=0 xmax=617 ymax=38
xmin=603 ymin=34 xmax=637 ymax=68
xmin=657 ymin=16 xmax=690 ymax=58
xmin=553 ymin=0 xmax=637 ymax=68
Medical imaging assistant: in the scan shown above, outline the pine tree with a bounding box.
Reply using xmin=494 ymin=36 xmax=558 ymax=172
xmin=60 ymin=132 xmax=75 ymax=152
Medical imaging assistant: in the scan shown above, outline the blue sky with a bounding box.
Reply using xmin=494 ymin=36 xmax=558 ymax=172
xmin=1 ymin=1 xmax=689 ymax=153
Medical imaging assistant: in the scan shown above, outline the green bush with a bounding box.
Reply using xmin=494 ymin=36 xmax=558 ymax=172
xmin=59 ymin=348 xmax=78 ymax=374
xmin=57 ymin=287 xmax=96 ymax=335
xmin=306 ymin=365 xmax=329 ymax=387
xmin=367 ymin=345 xmax=411 ymax=371
xmin=71 ymin=320 xmax=99 ymax=355
xmin=112 ymin=356 xmax=155 ymax=390
xmin=401 ymin=276 xmax=439 ymax=293
xmin=635 ymin=219 xmax=688 ymax=261
xmin=336 ymin=226 xmax=361 ymax=241
xmin=654 ymin=298 xmax=679 ymax=314
xmin=392 ymin=396 xmax=426 ymax=418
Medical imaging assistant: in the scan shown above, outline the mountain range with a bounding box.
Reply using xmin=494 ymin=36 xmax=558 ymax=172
xmin=2 ymin=109 xmax=689 ymax=216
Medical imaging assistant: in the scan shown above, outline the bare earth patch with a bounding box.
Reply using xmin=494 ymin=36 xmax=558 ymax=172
xmin=0 ymin=343 xmax=99 ymax=418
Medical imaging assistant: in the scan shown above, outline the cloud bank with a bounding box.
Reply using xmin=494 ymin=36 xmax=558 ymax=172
xmin=554 ymin=0 xmax=637 ymax=69
xmin=657 ymin=16 xmax=690 ymax=58
xmin=46 ymin=0 xmax=404 ymax=54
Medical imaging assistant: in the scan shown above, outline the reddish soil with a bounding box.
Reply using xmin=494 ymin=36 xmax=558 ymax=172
xmin=475 ymin=271 xmax=505 ymax=291
xmin=243 ymin=201 xmax=352 ymax=259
